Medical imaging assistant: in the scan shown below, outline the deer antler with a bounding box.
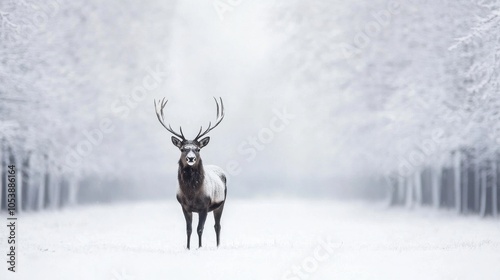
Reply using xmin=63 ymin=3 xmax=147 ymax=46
xmin=194 ymin=97 xmax=225 ymax=141
xmin=154 ymin=98 xmax=186 ymax=140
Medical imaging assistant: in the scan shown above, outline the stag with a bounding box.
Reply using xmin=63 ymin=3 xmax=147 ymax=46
xmin=154 ymin=97 xmax=227 ymax=249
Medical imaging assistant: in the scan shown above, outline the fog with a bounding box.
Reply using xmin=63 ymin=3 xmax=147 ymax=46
xmin=2 ymin=1 xmax=500 ymax=279
xmin=0 ymin=0 xmax=498 ymax=209
xmin=2 ymin=0 xmax=500 ymax=207
xmin=0 ymin=0 xmax=380 ymax=203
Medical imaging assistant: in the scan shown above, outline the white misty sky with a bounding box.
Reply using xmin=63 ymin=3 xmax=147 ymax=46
xmin=145 ymin=0 xmax=348 ymax=194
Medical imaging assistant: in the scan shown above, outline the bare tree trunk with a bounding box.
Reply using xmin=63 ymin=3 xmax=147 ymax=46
xmin=462 ymin=157 xmax=469 ymax=214
xmin=424 ymin=168 xmax=433 ymax=205
xmin=51 ymin=168 xmax=61 ymax=209
xmin=474 ymin=162 xmax=481 ymax=213
xmin=406 ymin=175 xmax=414 ymax=209
xmin=398 ymin=176 xmax=406 ymax=205
xmin=37 ymin=157 xmax=47 ymax=210
xmin=27 ymin=173 xmax=37 ymax=211
xmin=453 ymin=151 xmax=461 ymax=213
xmin=36 ymin=172 xmax=44 ymax=211
xmin=387 ymin=175 xmax=398 ymax=206
xmin=441 ymin=168 xmax=449 ymax=208
xmin=432 ymin=167 xmax=442 ymax=209
xmin=492 ymin=160 xmax=498 ymax=218
xmin=27 ymin=153 xmax=37 ymax=211
xmin=420 ymin=169 xmax=428 ymax=205
xmin=67 ymin=177 xmax=79 ymax=206
xmin=21 ymin=152 xmax=31 ymax=211
xmin=480 ymin=170 xmax=487 ymax=217
xmin=59 ymin=177 xmax=68 ymax=208
xmin=43 ymin=170 xmax=50 ymax=209
xmin=43 ymin=155 xmax=51 ymax=209
xmin=414 ymin=170 xmax=423 ymax=206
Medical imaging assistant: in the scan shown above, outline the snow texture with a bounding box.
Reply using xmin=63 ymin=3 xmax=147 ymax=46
xmin=1 ymin=200 xmax=499 ymax=280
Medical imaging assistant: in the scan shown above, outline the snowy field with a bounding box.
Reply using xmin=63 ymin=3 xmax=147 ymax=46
xmin=1 ymin=200 xmax=500 ymax=280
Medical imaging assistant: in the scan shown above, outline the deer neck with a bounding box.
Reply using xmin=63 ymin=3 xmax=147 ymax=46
xmin=178 ymin=160 xmax=205 ymax=196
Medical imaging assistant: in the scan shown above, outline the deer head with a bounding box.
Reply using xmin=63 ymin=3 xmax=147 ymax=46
xmin=154 ymin=97 xmax=225 ymax=167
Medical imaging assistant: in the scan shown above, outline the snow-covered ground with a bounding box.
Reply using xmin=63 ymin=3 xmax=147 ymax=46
xmin=1 ymin=200 xmax=500 ymax=280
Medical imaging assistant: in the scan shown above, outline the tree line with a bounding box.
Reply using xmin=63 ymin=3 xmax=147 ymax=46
xmin=275 ymin=0 xmax=500 ymax=216
xmin=0 ymin=0 xmax=176 ymax=213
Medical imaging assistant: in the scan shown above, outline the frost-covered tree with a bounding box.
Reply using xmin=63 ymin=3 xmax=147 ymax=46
xmin=273 ymin=0 xmax=499 ymax=215
xmin=0 ymin=0 xmax=177 ymax=212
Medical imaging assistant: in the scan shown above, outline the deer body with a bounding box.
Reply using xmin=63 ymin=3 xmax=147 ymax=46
xmin=154 ymin=97 xmax=227 ymax=249
xmin=177 ymin=165 xmax=226 ymax=209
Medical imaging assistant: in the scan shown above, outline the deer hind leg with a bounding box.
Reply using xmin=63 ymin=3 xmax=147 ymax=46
xmin=213 ymin=202 xmax=224 ymax=247
xmin=182 ymin=207 xmax=192 ymax=250
xmin=197 ymin=210 xmax=208 ymax=248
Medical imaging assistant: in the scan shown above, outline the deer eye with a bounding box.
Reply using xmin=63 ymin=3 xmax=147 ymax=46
xmin=196 ymin=148 xmax=200 ymax=152
xmin=181 ymin=148 xmax=186 ymax=152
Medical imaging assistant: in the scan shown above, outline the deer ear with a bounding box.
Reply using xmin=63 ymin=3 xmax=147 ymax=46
xmin=171 ymin=136 xmax=182 ymax=148
xmin=199 ymin=137 xmax=210 ymax=148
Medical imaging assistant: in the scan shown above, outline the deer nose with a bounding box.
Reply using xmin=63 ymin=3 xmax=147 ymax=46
xmin=186 ymin=156 xmax=196 ymax=162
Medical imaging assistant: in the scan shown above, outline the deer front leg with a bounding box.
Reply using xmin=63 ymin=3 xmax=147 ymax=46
xmin=197 ymin=210 xmax=208 ymax=248
xmin=182 ymin=207 xmax=193 ymax=250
